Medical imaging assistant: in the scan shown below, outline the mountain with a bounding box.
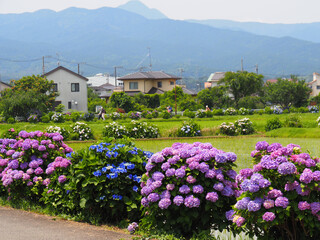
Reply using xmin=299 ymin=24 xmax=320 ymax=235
xmin=118 ymin=0 xmax=167 ymax=19
xmin=1 ymin=7 xmax=320 ymax=84
xmin=189 ymin=19 xmax=320 ymax=43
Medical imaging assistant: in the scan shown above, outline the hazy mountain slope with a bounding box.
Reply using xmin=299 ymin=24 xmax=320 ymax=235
xmin=0 ymin=7 xmax=320 ymax=81
xmin=118 ymin=0 xmax=167 ymax=19
xmin=189 ymin=19 xmax=320 ymax=43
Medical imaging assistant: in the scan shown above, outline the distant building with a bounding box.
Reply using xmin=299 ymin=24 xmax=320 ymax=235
xmin=44 ymin=66 xmax=88 ymax=112
xmin=265 ymin=79 xmax=278 ymax=84
xmin=90 ymin=83 xmax=115 ymax=100
xmin=0 ymin=81 xmax=11 ymax=93
xmin=308 ymin=72 xmax=320 ymax=97
xmin=87 ymin=73 xmax=123 ymax=87
xmin=118 ymin=71 xmax=181 ymax=96
xmin=204 ymin=72 xmax=226 ymax=89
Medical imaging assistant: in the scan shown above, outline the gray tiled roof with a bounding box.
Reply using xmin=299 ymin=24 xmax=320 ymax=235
xmin=118 ymin=71 xmax=180 ymax=80
xmin=208 ymin=72 xmax=226 ymax=82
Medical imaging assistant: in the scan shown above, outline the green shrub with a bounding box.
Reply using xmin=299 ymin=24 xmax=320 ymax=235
xmin=6 ymin=117 xmax=15 ymax=124
xmin=224 ymin=107 xmax=237 ymax=115
xmin=55 ymin=104 xmax=65 ymax=113
xmin=257 ymin=109 xmax=265 ymax=115
xmin=284 ymin=115 xmax=303 ymax=128
xmin=45 ymin=126 xmax=70 ymax=140
xmin=264 ymin=106 xmax=273 ymax=114
xmin=81 ymin=112 xmax=95 ymax=121
xmin=27 ymin=114 xmax=38 ymax=123
xmin=41 ymin=115 xmax=50 ymax=123
xmin=195 ymin=109 xmax=206 ymax=118
xmin=265 ymin=117 xmax=283 ymax=131
xmin=128 ymin=120 xmax=159 ymax=139
xmin=70 ymin=112 xmax=81 ymax=122
xmin=44 ymin=139 xmax=151 ymax=224
xmin=1 ymin=128 xmax=19 ymax=139
xmin=176 ymin=120 xmax=201 ymax=137
xmin=51 ymin=112 xmax=65 ymax=123
xmin=70 ymin=122 xmax=93 ymax=140
xmin=212 ymin=109 xmax=224 ymax=116
xmin=161 ymin=111 xmax=172 ymax=119
xmin=206 ymin=111 xmax=213 ymax=118
xmin=103 ymin=121 xmax=129 ymax=138
xmin=219 ymin=118 xmax=254 ymax=136
xmin=183 ymin=109 xmax=195 ymax=118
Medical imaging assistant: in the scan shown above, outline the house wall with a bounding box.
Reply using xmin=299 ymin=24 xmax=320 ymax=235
xmin=124 ymin=79 xmax=176 ymax=93
xmin=310 ymin=73 xmax=320 ymax=97
xmin=46 ymin=70 xmax=88 ymax=112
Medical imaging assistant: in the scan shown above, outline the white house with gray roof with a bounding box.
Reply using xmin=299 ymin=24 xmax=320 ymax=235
xmin=204 ymin=72 xmax=226 ymax=89
xmin=44 ymin=66 xmax=88 ymax=112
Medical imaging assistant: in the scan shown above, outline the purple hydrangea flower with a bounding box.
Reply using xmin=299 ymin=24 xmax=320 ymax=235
xmin=221 ymin=186 xmax=234 ymax=196
xmin=233 ymin=216 xmax=245 ymax=227
xmin=186 ymin=175 xmax=196 ymax=183
xmin=205 ymin=170 xmax=216 ymax=178
xmin=268 ymin=189 xmax=283 ymax=198
xmin=235 ymin=197 xmax=251 ymax=210
xmin=45 ymin=167 xmax=55 ymax=175
xmin=184 ymin=195 xmax=200 ymax=208
xmin=278 ymin=162 xmax=297 ymax=175
xmin=175 ymin=168 xmax=186 ymax=178
xmin=247 ymin=200 xmax=261 ymax=212
xmin=161 ymin=162 xmax=171 ymax=171
xmin=313 ymin=171 xmax=320 ymax=181
xmin=310 ymin=202 xmax=320 ymax=215
xmin=179 ymin=185 xmax=191 ymax=194
xmin=261 ymin=155 xmax=278 ymax=169
xmin=34 ymin=167 xmax=43 ymax=175
xmin=300 ymin=169 xmax=313 ymax=184
xmin=215 ymin=153 xmax=227 ymax=163
xmin=262 ymin=212 xmax=276 ymax=222
xmin=198 ymin=162 xmax=209 ymax=173
xmin=158 ymin=198 xmax=171 ymax=209
xmin=255 ymin=141 xmax=269 ymax=151
xmin=298 ymin=201 xmax=311 ymax=210
xmin=58 ymin=175 xmax=67 ymax=183
xmin=165 ymin=168 xmax=176 ymax=177
xmin=173 ymin=195 xmax=184 ymax=206
xmin=192 ymin=185 xmax=204 ymax=194
xmin=206 ymin=192 xmax=219 ymax=202
xmin=147 ymin=193 xmax=160 ymax=202
xmin=275 ymin=196 xmax=289 ymax=208
xmin=248 ymin=183 xmax=260 ymax=193
xmin=225 ymin=210 xmax=235 ymax=221
xmin=213 ymin=182 xmax=224 ymax=191
xmin=263 ymin=199 xmax=275 ymax=209
xmin=152 ymin=171 xmax=165 ymax=181
xmin=258 ymin=179 xmax=271 ymax=188
xmin=166 ymin=183 xmax=175 ymax=191
xmin=141 ymin=197 xmax=149 ymax=207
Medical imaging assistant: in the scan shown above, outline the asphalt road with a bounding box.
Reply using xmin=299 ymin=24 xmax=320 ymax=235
xmin=0 ymin=206 xmax=133 ymax=240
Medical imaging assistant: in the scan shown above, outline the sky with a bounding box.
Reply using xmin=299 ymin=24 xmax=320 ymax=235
xmin=1 ymin=0 xmax=320 ymax=24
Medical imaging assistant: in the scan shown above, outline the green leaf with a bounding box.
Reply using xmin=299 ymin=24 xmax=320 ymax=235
xmin=80 ymin=198 xmax=87 ymax=208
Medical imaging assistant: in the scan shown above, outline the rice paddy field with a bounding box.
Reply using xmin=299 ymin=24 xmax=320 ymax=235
xmin=2 ymin=112 xmax=320 ymax=172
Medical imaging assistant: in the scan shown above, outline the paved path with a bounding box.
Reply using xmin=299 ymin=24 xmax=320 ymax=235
xmin=0 ymin=206 xmax=133 ymax=240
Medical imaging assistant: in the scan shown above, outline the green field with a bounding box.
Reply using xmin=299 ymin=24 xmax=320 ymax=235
xmin=2 ymin=113 xmax=320 ymax=172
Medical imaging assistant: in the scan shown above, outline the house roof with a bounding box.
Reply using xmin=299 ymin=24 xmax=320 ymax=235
xmin=44 ymin=66 xmax=88 ymax=81
xmin=147 ymin=87 xmax=165 ymax=94
xmin=0 ymin=81 xmax=11 ymax=87
xmin=182 ymin=87 xmax=197 ymax=96
xmin=207 ymin=72 xmax=226 ymax=82
xmin=266 ymin=79 xmax=278 ymax=84
xmin=118 ymin=71 xmax=181 ymax=80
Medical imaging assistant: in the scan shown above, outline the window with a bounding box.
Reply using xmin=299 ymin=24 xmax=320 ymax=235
xmin=157 ymin=81 xmax=162 ymax=88
xmin=170 ymin=81 xmax=175 ymax=85
xmin=71 ymin=83 xmax=80 ymax=92
xmin=129 ymin=82 xmax=138 ymax=89
xmin=68 ymin=101 xmax=72 ymax=109
xmin=52 ymin=83 xmax=58 ymax=92
xmin=317 ymin=85 xmax=320 ymax=90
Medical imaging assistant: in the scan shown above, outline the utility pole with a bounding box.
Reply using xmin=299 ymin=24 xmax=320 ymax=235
xmin=255 ymin=64 xmax=259 ymax=74
xmin=114 ymin=66 xmax=123 ymax=88
xmin=241 ymin=58 xmax=244 ymax=72
xmin=42 ymin=56 xmax=45 ymax=75
xmin=77 ymin=62 xmax=86 ymax=75
xmin=147 ymin=47 xmax=152 ymax=71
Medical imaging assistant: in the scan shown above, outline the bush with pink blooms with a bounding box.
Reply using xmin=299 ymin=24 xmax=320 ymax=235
xmin=140 ymin=142 xmax=239 ymax=238
xmin=0 ymin=130 xmax=73 ymax=201
xmin=229 ymin=141 xmax=320 ymax=240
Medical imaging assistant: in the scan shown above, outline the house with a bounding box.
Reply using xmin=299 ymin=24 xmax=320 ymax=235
xmin=118 ymin=71 xmax=181 ymax=96
xmin=308 ymin=72 xmax=320 ymax=97
xmin=87 ymin=73 xmax=123 ymax=87
xmin=44 ymin=66 xmax=88 ymax=112
xmin=0 ymin=81 xmax=11 ymax=92
xmin=90 ymin=83 xmax=115 ymax=100
xmin=204 ymin=72 xmax=226 ymax=89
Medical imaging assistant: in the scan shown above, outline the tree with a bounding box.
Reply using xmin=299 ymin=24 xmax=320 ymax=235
xmin=219 ymin=71 xmax=264 ymax=107
xmin=0 ymin=75 xmax=58 ymax=119
xmin=109 ymin=92 xmax=135 ymax=112
xmin=134 ymin=93 xmax=160 ymax=109
xmin=264 ymin=78 xmax=311 ymax=110
xmin=197 ymin=86 xmax=231 ymax=109
xmin=87 ymin=88 xmax=107 ymax=112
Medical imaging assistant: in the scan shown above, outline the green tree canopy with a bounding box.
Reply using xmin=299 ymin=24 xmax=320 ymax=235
xmin=219 ymin=71 xmax=264 ymax=107
xmin=264 ymin=77 xmax=311 ymax=109
xmin=197 ymin=86 xmax=231 ymax=109
xmin=0 ymin=75 xmax=58 ymax=119
xmin=109 ymin=92 xmax=135 ymax=112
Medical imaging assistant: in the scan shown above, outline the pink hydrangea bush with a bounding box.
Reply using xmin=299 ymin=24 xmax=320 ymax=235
xmin=0 ymin=130 xmax=73 ymax=201
xmin=140 ymin=142 xmax=239 ymax=238
xmin=229 ymin=141 xmax=320 ymax=240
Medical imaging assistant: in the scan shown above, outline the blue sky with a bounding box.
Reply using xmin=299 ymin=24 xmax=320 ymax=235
xmin=0 ymin=0 xmax=320 ymax=23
